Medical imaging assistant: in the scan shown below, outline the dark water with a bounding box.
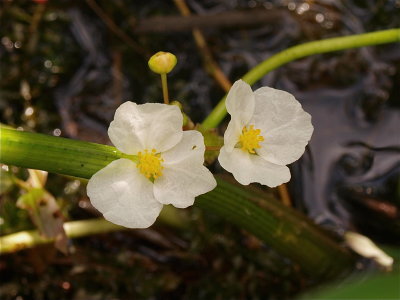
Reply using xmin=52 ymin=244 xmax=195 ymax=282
xmin=1 ymin=0 xmax=399 ymax=299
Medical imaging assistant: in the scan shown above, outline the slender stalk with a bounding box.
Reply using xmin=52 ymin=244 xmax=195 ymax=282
xmin=278 ymin=184 xmax=292 ymax=207
xmin=161 ymin=73 xmax=169 ymax=104
xmin=0 ymin=128 xmax=355 ymax=278
xmin=0 ymin=205 xmax=186 ymax=255
xmin=201 ymin=28 xmax=400 ymax=129
xmin=173 ymin=0 xmax=232 ymax=93
xmin=205 ymin=145 xmax=221 ymax=151
xmin=0 ymin=219 xmax=124 ymax=254
xmin=85 ymin=0 xmax=146 ymax=55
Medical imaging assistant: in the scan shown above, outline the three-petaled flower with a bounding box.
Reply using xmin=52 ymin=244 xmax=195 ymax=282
xmin=87 ymin=102 xmax=216 ymax=228
xmin=218 ymin=80 xmax=313 ymax=187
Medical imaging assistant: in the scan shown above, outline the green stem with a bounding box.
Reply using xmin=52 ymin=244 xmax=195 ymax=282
xmin=198 ymin=179 xmax=355 ymax=278
xmin=0 ymin=206 xmax=186 ymax=255
xmin=1 ymin=127 xmax=124 ymax=178
xmin=0 ymin=219 xmax=124 ymax=254
xmin=0 ymin=127 xmax=355 ymax=278
xmin=161 ymin=73 xmax=169 ymax=104
xmin=201 ymin=28 xmax=400 ymax=129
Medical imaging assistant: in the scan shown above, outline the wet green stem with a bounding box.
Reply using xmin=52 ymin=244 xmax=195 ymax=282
xmin=201 ymin=28 xmax=400 ymax=129
xmin=198 ymin=178 xmax=355 ymax=278
xmin=0 ymin=127 xmax=355 ymax=278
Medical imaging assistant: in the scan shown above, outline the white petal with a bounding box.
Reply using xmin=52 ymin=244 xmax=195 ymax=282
xmin=250 ymin=87 xmax=313 ymax=165
xmin=107 ymin=102 xmax=144 ymax=154
xmin=257 ymin=112 xmax=313 ymax=165
xmin=226 ymin=80 xmax=255 ymax=126
xmin=154 ymin=130 xmax=216 ymax=207
xmin=161 ymin=130 xmax=205 ymax=166
xmin=218 ymin=147 xmax=290 ymax=187
xmin=223 ymin=119 xmax=242 ymax=153
xmin=87 ymin=158 xmax=163 ymax=228
xmin=153 ymin=165 xmax=216 ymax=208
xmin=108 ymin=102 xmax=183 ymax=154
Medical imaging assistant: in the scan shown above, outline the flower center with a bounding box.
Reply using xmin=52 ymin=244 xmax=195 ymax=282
xmin=238 ymin=125 xmax=264 ymax=154
xmin=137 ymin=149 xmax=164 ymax=181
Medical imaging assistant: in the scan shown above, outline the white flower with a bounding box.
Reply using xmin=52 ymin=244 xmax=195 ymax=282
xmin=87 ymin=102 xmax=217 ymax=228
xmin=218 ymin=80 xmax=313 ymax=187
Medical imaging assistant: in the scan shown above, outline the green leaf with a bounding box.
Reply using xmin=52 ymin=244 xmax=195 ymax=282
xmin=301 ymin=272 xmax=400 ymax=299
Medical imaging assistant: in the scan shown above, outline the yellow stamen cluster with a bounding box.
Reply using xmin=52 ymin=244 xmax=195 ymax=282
xmin=238 ymin=125 xmax=264 ymax=154
xmin=137 ymin=149 xmax=164 ymax=181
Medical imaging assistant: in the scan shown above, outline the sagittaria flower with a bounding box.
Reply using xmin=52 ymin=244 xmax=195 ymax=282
xmin=218 ymin=80 xmax=313 ymax=187
xmin=87 ymin=102 xmax=216 ymax=228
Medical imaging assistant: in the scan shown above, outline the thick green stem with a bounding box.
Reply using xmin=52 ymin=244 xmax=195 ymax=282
xmin=1 ymin=127 xmax=123 ymax=178
xmin=201 ymin=28 xmax=400 ymax=129
xmin=198 ymin=179 xmax=355 ymax=279
xmin=0 ymin=127 xmax=355 ymax=278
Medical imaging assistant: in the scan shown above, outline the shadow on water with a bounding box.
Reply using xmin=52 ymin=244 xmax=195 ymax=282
xmin=1 ymin=0 xmax=399 ymax=299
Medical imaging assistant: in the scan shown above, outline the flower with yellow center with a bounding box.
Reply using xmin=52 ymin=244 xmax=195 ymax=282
xmin=87 ymin=102 xmax=216 ymax=228
xmin=137 ymin=149 xmax=164 ymax=180
xmin=238 ymin=125 xmax=264 ymax=154
xmin=218 ymin=80 xmax=314 ymax=187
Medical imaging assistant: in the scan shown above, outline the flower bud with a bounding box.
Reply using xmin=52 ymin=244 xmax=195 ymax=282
xmin=148 ymin=51 xmax=177 ymax=74
xmin=170 ymin=100 xmax=183 ymax=110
